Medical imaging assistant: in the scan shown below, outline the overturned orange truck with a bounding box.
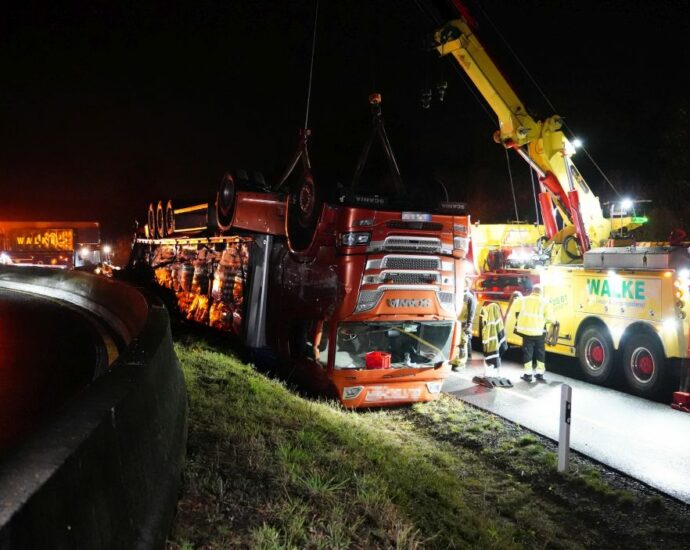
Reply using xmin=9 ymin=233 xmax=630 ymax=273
xmin=130 ymin=173 xmax=471 ymax=407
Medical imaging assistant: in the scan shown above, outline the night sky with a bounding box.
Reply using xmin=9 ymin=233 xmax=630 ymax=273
xmin=2 ymin=0 xmax=689 ymax=241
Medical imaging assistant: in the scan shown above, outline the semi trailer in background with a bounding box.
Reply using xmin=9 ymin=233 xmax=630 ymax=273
xmin=0 ymin=220 xmax=107 ymax=270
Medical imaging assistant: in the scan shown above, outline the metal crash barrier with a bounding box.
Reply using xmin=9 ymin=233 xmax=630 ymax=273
xmin=0 ymin=266 xmax=187 ymax=549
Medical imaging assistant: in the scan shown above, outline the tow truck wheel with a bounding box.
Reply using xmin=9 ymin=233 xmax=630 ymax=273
xmin=287 ymin=171 xmax=322 ymax=253
xmin=155 ymin=200 xmax=165 ymax=238
xmin=577 ymin=326 xmax=616 ymax=383
xmin=622 ymin=333 xmax=666 ymax=398
xmin=216 ymin=172 xmax=236 ymax=231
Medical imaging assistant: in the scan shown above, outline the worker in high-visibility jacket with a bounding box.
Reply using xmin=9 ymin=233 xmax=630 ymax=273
xmin=453 ymin=282 xmax=477 ymax=371
xmin=480 ymin=302 xmax=507 ymax=376
xmin=512 ymin=284 xmax=555 ymax=382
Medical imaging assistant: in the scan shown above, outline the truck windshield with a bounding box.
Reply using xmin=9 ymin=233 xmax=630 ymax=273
xmin=334 ymin=321 xmax=454 ymax=370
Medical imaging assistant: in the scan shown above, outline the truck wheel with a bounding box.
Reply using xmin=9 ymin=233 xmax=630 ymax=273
xmin=216 ymin=172 xmax=236 ymax=231
xmin=164 ymin=200 xmax=175 ymax=235
xmin=287 ymin=172 xmax=322 ymax=253
xmin=622 ymin=333 xmax=666 ymax=398
xmin=147 ymin=203 xmax=155 ymax=238
xmin=155 ymin=200 xmax=165 ymax=238
xmin=577 ymin=326 xmax=616 ymax=383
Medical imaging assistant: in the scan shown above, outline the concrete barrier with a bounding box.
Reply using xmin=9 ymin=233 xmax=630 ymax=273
xmin=0 ymin=266 xmax=187 ymax=549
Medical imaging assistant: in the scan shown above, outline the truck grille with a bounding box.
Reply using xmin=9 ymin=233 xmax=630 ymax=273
xmin=382 ymin=255 xmax=440 ymax=270
xmin=381 ymin=271 xmax=439 ymax=284
xmin=374 ymin=236 xmax=442 ymax=254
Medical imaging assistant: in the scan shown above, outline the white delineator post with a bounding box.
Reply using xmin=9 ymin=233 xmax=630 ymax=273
xmin=558 ymin=384 xmax=572 ymax=473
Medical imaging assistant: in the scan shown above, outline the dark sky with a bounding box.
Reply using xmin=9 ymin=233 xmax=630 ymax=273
xmin=1 ymin=0 xmax=689 ymax=239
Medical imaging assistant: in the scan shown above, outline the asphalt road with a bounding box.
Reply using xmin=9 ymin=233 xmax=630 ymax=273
xmin=0 ymin=289 xmax=109 ymax=455
xmin=443 ymin=350 xmax=690 ymax=504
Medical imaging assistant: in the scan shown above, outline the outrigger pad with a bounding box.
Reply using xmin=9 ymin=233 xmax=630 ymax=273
xmin=472 ymin=376 xmax=513 ymax=388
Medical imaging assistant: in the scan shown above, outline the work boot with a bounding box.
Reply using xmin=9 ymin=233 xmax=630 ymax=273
xmin=521 ymin=374 xmax=533 ymax=383
xmin=452 ymin=365 xmax=460 ymax=372
xmin=535 ymin=373 xmax=546 ymax=382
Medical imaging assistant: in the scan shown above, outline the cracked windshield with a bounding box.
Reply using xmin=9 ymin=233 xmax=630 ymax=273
xmin=335 ymin=321 xmax=454 ymax=369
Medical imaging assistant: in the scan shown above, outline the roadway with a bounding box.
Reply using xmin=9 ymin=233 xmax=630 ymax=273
xmin=442 ymin=350 xmax=690 ymax=504
xmin=0 ymin=288 xmax=110 ymax=455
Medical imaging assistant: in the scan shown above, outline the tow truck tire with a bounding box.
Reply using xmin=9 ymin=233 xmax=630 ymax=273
xmin=577 ymin=326 xmax=616 ymax=384
xmin=155 ymin=200 xmax=165 ymax=238
xmin=216 ymin=172 xmax=236 ymax=231
xmin=622 ymin=332 xmax=666 ymax=398
xmin=164 ymin=199 xmax=175 ymax=236
xmin=287 ymin=171 xmax=322 ymax=253
xmin=147 ymin=203 xmax=155 ymax=238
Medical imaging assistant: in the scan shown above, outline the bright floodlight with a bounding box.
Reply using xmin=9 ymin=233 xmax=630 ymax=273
xmin=80 ymin=247 xmax=90 ymax=258
xmin=103 ymin=245 xmax=112 ymax=255
xmin=620 ymin=198 xmax=633 ymax=210
xmin=571 ymin=137 xmax=583 ymax=148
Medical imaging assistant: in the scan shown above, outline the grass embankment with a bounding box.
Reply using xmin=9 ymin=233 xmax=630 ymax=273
xmin=168 ymin=333 xmax=689 ymax=549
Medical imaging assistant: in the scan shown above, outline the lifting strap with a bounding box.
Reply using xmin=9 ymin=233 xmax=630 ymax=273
xmin=351 ymin=94 xmax=404 ymax=194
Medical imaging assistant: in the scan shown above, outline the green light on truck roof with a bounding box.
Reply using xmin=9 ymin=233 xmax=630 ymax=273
xmin=632 ymin=216 xmax=648 ymax=224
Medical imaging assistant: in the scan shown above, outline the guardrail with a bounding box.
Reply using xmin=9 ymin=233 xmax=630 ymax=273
xmin=0 ymin=266 xmax=187 ymax=549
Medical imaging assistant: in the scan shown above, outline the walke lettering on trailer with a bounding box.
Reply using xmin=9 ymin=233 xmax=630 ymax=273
xmin=386 ymin=298 xmax=431 ymax=308
xmin=586 ymin=278 xmax=645 ymax=300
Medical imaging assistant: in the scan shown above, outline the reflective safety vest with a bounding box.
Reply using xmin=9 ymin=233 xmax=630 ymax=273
xmin=458 ymin=289 xmax=477 ymax=332
xmin=480 ymin=302 xmax=505 ymax=360
xmin=513 ymin=293 xmax=553 ymax=337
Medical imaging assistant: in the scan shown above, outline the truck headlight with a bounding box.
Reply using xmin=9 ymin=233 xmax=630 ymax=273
xmin=343 ymin=386 xmax=364 ymax=400
xmin=453 ymin=236 xmax=469 ymax=251
xmin=341 ymin=232 xmax=371 ymax=246
xmin=426 ymin=382 xmax=443 ymax=394
xmin=355 ymin=289 xmax=382 ymax=313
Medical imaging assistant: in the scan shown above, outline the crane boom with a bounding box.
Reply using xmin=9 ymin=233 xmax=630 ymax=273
xmin=432 ymin=10 xmax=619 ymax=258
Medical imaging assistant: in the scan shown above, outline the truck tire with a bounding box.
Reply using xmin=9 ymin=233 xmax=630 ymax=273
xmin=577 ymin=326 xmax=616 ymax=384
xmin=155 ymin=200 xmax=165 ymax=238
xmin=622 ymin=332 xmax=666 ymax=398
xmin=164 ymin=200 xmax=175 ymax=236
xmin=216 ymin=172 xmax=236 ymax=231
xmin=287 ymin=172 xmax=322 ymax=253
xmin=147 ymin=203 xmax=155 ymax=238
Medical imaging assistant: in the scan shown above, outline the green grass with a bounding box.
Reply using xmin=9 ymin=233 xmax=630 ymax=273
xmin=167 ymin=332 xmax=690 ymax=549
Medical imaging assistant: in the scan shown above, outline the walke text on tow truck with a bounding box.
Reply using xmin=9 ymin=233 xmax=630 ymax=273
xmin=432 ymin=1 xmax=690 ymax=408
xmin=129 ymin=101 xmax=471 ymax=408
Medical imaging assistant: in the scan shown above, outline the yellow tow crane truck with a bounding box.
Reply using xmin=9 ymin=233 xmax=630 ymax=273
xmin=433 ymin=1 xmax=690 ymax=407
